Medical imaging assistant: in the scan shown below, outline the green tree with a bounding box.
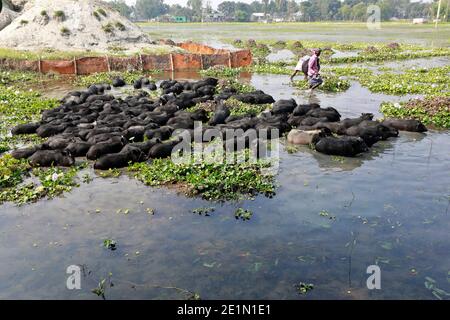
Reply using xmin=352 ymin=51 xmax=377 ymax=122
xmin=351 ymin=2 xmax=367 ymax=21
xmin=218 ymin=1 xmax=236 ymax=18
xmin=168 ymin=4 xmax=194 ymax=20
xmin=135 ymin=0 xmax=169 ymax=20
xmin=109 ymin=0 xmax=133 ymax=19
xmin=187 ymin=0 xmax=203 ymax=21
xmin=339 ymin=4 xmax=352 ymax=20
xmin=235 ymin=9 xmax=250 ymax=21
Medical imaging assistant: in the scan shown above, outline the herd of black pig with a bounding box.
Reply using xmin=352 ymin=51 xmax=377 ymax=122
xmin=8 ymin=76 xmax=427 ymax=169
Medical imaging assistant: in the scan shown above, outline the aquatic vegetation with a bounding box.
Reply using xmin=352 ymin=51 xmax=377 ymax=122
xmin=234 ymin=208 xmax=253 ymax=221
xmin=272 ymin=40 xmax=287 ymax=49
xmin=380 ymin=97 xmax=450 ymax=128
xmin=0 ymin=87 xmax=59 ymax=135
xmin=330 ymin=48 xmax=450 ymax=64
xmin=424 ymin=276 xmax=450 ymax=300
xmin=200 ymin=66 xmax=242 ymax=78
xmin=192 ymin=207 xmax=215 ymax=216
xmin=319 ymin=210 xmax=336 ymax=220
xmin=128 ymin=153 xmax=276 ymax=201
xmin=103 ymin=239 xmax=117 ymax=251
xmin=251 ymin=43 xmax=270 ymax=59
xmin=97 ymin=168 xmax=122 ymax=178
xmin=217 ymin=78 xmax=255 ymax=94
xmin=0 ymin=71 xmax=45 ymax=86
xmin=250 ymin=63 xmax=291 ymax=75
xmin=186 ymin=101 xmax=215 ymax=115
xmin=358 ymin=66 xmax=450 ymax=96
xmin=293 ymin=75 xmax=351 ymax=93
xmin=224 ymin=98 xmax=271 ymax=116
xmin=0 ymin=164 xmax=86 ymax=205
xmin=74 ymin=71 xmax=159 ymax=87
xmin=0 ymin=155 xmax=30 ymax=188
xmin=295 ymin=282 xmax=314 ymax=295
xmin=324 ymin=66 xmax=373 ymax=78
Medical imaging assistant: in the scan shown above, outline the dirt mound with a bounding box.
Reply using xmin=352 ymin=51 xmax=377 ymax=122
xmin=0 ymin=0 xmax=172 ymax=54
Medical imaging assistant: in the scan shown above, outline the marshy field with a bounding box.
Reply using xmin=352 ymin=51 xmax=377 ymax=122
xmin=0 ymin=22 xmax=449 ymax=300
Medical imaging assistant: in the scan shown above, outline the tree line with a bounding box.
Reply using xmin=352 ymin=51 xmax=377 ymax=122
xmin=107 ymin=0 xmax=449 ymax=22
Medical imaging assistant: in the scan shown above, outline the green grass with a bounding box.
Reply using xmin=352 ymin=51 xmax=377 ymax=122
xmin=53 ymin=10 xmax=65 ymax=20
xmin=102 ymin=23 xmax=115 ymax=33
xmin=0 ymin=47 xmax=105 ymax=60
xmin=115 ymin=21 xmax=126 ymax=31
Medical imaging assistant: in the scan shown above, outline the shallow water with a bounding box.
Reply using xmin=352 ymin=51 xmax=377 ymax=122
xmin=1 ymin=68 xmax=450 ymax=300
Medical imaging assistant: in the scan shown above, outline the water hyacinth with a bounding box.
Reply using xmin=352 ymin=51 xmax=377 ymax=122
xmin=380 ymin=96 xmax=450 ymax=128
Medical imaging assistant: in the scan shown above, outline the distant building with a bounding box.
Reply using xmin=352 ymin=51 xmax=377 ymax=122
xmin=203 ymin=12 xmax=225 ymax=22
xmin=251 ymin=12 xmax=271 ymax=23
xmin=412 ymin=18 xmax=428 ymax=24
xmin=174 ymin=16 xmax=187 ymax=23
xmin=157 ymin=15 xmax=188 ymax=23
xmin=291 ymin=11 xmax=303 ymax=22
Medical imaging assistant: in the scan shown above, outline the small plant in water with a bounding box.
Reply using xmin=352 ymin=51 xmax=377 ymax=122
xmin=192 ymin=207 xmax=215 ymax=216
xmin=92 ymin=276 xmax=113 ymax=299
xmin=235 ymin=208 xmax=253 ymax=221
xmin=103 ymin=239 xmax=117 ymax=251
xmin=295 ymin=282 xmax=314 ymax=295
xmin=319 ymin=210 xmax=336 ymax=220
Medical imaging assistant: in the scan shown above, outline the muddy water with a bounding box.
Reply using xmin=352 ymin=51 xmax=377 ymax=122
xmin=1 ymin=72 xmax=450 ymax=300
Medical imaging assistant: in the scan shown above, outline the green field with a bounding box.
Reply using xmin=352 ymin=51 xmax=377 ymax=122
xmin=138 ymin=21 xmax=450 ymax=47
